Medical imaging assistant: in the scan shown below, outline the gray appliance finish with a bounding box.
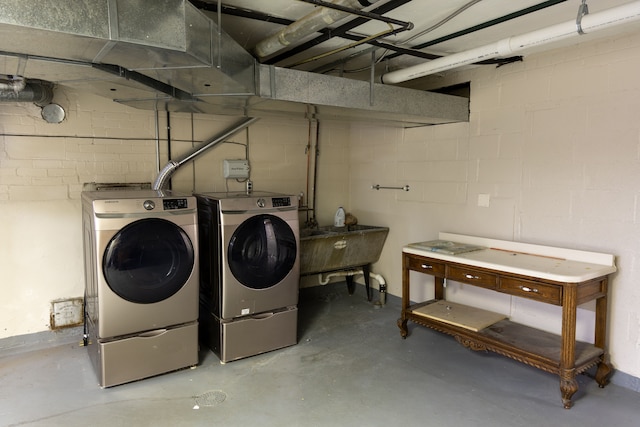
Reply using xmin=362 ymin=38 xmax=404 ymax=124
xmin=195 ymin=191 xmax=300 ymax=363
xmin=81 ymin=190 xmax=199 ymax=387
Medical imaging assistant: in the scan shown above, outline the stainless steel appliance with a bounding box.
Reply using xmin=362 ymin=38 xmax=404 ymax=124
xmin=195 ymin=191 xmax=299 ymax=362
xmin=82 ymin=190 xmax=199 ymax=387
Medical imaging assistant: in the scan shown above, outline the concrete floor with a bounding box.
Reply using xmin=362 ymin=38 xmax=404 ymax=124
xmin=1 ymin=283 xmax=639 ymax=427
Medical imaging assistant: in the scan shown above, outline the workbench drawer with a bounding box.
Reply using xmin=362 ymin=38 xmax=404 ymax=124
xmin=407 ymin=256 xmax=445 ymax=276
xmin=499 ymin=277 xmax=562 ymax=305
xmin=447 ymin=265 xmax=497 ymax=289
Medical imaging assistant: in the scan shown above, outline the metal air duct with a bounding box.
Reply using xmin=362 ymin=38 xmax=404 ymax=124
xmin=0 ymin=0 xmax=468 ymax=127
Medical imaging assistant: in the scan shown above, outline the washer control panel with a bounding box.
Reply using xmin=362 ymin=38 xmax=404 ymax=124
xmin=163 ymin=198 xmax=189 ymax=210
xmin=271 ymin=197 xmax=292 ymax=207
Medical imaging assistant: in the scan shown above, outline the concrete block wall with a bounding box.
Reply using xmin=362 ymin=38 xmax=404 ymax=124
xmin=346 ymin=30 xmax=640 ymax=382
xmin=0 ymin=92 xmax=158 ymax=201
xmin=0 ymin=89 xmax=339 ymax=339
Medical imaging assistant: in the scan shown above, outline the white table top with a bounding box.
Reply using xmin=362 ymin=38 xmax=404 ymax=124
xmin=403 ymin=233 xmax=616 ymax=283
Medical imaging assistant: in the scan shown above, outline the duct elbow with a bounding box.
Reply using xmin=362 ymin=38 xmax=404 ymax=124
xmin=152 ymin=161 xmax=179 ymax=190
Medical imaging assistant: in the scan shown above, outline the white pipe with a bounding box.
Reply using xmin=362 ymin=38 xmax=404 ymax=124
xmin=318 ymin=269 xmax=387 ymax=303
xmin=318 ymin=269 xmax=361 ymax=285
xmin=255 ymin=0 xmax=378 ymax=59
xmin=382 ymin=1 xmax=640 ymax=84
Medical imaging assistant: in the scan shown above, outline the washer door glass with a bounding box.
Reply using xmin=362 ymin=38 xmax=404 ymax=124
xmin=228 ymin=214 xmax=297 ymax=289
xmin=103 ymin=218 xmax=194 ymax=304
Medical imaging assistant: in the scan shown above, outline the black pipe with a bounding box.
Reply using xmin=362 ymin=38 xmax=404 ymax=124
xmin=386 ymin=0 xmax=568 ymax=60
xmin=312 ymin=119 xmax=320 ymax=227
xmin=166 ymin=111 xmax=172 ymax=190
xmin=297 ymin=0 xmax=414 ymax=31
xmin=199 ymin=0 xmax=564 ymax=69
xmin=264 ymin=0 xmax=412 ymax=65
xmin=188 ymin=0 xmax=293 ymax=26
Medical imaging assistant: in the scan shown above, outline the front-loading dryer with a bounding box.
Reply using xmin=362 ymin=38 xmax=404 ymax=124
xmin=82 ymin=190 xmax=199 ymax=387
xmin=195 ymin=191 xmax=299 ymax=362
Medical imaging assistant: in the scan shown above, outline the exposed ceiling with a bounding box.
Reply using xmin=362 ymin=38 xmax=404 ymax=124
xmin=1 ymin=0 xmax=639 ymax=127
xmin=201 ymin=0 xmax=639 ymax=82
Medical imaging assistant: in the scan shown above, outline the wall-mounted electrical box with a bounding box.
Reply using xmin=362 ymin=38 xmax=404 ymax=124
xmin=50 ymin=297 xmax=84 ymax=329
xmin=223 ymin=159 xmax=250 ymax=179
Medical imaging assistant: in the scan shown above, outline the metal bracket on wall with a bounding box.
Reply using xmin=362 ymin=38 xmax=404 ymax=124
xmin=576 ymin=0 xmax=589 ymax=35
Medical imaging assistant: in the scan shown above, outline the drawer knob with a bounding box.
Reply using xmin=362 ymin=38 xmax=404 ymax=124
xmin=520 ymin=285 xmax=539 ymax=293
xmin=465 ymin=274 xmax=480 ymax=280
xmin=421 ymin=264 xmax=433 ymax=269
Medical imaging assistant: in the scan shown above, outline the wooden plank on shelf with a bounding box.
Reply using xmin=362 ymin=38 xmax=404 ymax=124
xmin=411 ymin=300 xmax=507 ymax=332
xmin=480 ymin=320 xmax=604 ymax=366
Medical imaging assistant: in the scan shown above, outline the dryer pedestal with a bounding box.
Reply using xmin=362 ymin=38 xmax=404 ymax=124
xmin=88 ymin=321 xmax=198 ymax=388
xmin=200 ymin=304 xmax=297 ymax=363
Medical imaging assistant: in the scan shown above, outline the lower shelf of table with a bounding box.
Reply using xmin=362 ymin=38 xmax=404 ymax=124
xmin=402 ymin=303 xmax=605 ymax=375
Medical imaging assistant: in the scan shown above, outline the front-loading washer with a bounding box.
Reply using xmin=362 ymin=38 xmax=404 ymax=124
xmin=82 ymin=190 xmax=199 ymax=387
xmin=195 ymin=191 xmax=299 ymax=362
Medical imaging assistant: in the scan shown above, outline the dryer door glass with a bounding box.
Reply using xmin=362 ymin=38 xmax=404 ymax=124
xmin=103 ymin=218 xmax=195 ymax=304
xmin=228 ymin=214 xmax=297 ymax=289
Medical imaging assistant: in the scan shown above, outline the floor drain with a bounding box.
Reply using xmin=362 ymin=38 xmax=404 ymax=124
xmin=195 ymin=390 xmax=227 ymax=407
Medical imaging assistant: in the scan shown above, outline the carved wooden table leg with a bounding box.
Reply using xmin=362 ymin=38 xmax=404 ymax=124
xmin=560 ymin=376 xmax=578 ymax=409
xmin=594 ymin=283 xmax=611 ymax=388
xmin=560 ymin=285 xmax=578 ymax=409
xmin=398 ymin=317 xmax=408 ymax=338
xmin=399 ymin=253 xmax=410 ymax=339
xmin=595 ymin=358 xmax=613 ymax=388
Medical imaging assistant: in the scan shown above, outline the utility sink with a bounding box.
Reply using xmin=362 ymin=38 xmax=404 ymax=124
xmin=299 ymin=225 xmax=389 ymax=276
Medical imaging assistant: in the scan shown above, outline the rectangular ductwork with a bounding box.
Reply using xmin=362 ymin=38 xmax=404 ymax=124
xmin=0 ymin=0 xmax=468 ymax=127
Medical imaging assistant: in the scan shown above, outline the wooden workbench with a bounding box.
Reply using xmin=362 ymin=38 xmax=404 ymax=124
xmin=398 ymin=232 xmax=617 ymax=409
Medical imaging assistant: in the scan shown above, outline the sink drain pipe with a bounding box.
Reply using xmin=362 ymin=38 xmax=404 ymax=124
xmin=318 ymin=269 xmax=387 ymax=305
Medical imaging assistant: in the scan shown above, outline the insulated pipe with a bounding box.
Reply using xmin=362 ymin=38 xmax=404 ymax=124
xmin=381 ymin=1 xmax=640 ymax=84
xmin=153 ymin=117 xmax=259 ymax=190
xmin=0 ymin=81 xmax=53 ymax=106
xmin=0 ymin=76 xmax=26 ymax=92
xmin=255 ymin=0 xmax=377 ymax=59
